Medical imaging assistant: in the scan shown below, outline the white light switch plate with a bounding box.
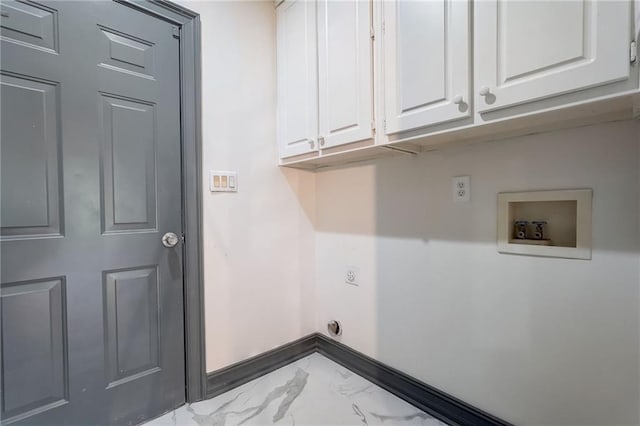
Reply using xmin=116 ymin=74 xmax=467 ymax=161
xmin=209 ymin=171 xmax=237 ymax=192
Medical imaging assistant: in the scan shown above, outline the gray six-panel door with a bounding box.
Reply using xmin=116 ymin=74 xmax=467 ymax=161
xmin=1 ymin=1 xmax=185 ymax=424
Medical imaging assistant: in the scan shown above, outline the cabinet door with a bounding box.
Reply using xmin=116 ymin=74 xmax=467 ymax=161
xmin=475 ymin=0 xmax=632 ymax=113
xmin=318 ymin=0 xmax=373 ymax=148
xmin=383 ymin=0 xmax=470 ymax=135
xmin=277 ymin=0 xmax=318 ymax=159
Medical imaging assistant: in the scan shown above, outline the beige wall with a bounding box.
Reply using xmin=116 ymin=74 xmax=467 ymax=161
xmin=315 ymin=120 xmax=640 ymax=425
xmin=179 ymin=0 xmax=316 ymax=372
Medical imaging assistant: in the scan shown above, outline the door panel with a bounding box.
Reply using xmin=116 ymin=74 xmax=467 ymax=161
xmin=0 ymin=73 xmax=62 ymax=238
xmin=475 ymin=0 xmax=632 ymax=113
xmin=500 ymin=2 xmax=585 ymax=81
xmin=383 ymin=0 xmax=470 ymax=134
xmin=1 ymin=278 xmax=68 ymax=422
xmin=276 ymin=0 xmax=318 ymax=158
xmin=0 ymin=0 xmax=58 ymax=53
xmin=99 ymin=94 xmax=157 ymax=233
xmin=1 ymin=2 xmax=185 ymax=425
xmin=98 ymin=25 xmax=155 ymax=79
xmin=318 ymin=0 xmax=373 ymax=148
xmin=104 ymin=267 xmax=160 ymax=387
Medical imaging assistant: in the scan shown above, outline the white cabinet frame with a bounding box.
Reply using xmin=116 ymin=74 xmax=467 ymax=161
xmin=474 ymin=0 xmax=632 ymax=113
xmin=277 ymin=0 xmax=319 ymax=159
xmin=382 ymin=0 xmax=471 ymax=135
xmin=317 ymin=0 xmax=374 ymax=149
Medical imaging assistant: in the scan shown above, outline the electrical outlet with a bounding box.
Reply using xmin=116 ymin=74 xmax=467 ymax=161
xmin=345 ymin=266 xmax=359 ymax=286
xmin=452 ymin=176 xmax=470 ymax=202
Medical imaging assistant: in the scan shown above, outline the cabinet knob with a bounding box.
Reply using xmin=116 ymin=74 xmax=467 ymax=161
xmin=309 ymin=139 xmax=315 ymax=149
xmin=452 ymin=95 xmax=464 ymax=105
xmin=479 ymin=86 xmax=492 ymax=96
xmin=318 ymin=136 xmax=325 ymax=147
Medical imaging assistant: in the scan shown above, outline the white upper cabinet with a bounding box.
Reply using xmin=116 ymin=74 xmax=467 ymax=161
xmin=277 ymin=0 xmax=318 ymax=159
xmin=276 ymin=0 xmax=638 ymax=167
xmin=383 ymin=0 xmax=471 ymax=134
xmin=317 ymin=0 xmax=374 ymax=149
xmin=474 ymin=0 xmax=633 ymax=113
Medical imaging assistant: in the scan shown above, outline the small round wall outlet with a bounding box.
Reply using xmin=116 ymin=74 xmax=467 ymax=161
xmin=345 ymin=266 xmax=360 ymax=286
xmin=327 ymin=320 xmax=342 ymax=337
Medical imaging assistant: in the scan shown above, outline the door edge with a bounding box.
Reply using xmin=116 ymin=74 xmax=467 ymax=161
xmin=114 ymin=0 xmax=206 ymax=404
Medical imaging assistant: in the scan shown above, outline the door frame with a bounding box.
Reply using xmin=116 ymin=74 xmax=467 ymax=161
xmin=114 ymin=0 xmax=206 ymax=403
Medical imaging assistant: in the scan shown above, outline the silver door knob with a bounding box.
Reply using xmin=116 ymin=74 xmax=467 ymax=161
xmin=162 ymin=232 xmax=179 ymax=248
xmin=309 ymin=139 xmax=315 ymax=149
xmin=452 ymin=95 xmax=464 ymax=104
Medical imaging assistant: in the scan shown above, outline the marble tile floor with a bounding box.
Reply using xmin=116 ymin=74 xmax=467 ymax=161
xmin=145 ymin=353 xmax=449 ymax=426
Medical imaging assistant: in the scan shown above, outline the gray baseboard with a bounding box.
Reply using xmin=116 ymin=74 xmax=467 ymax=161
xmin=314 ymin=334 xmax=512 ymax=426
xmin=205 ymin=334 xmax=317 ymax=399
xmin=205 ymin=333 xmax=512 ymax=426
